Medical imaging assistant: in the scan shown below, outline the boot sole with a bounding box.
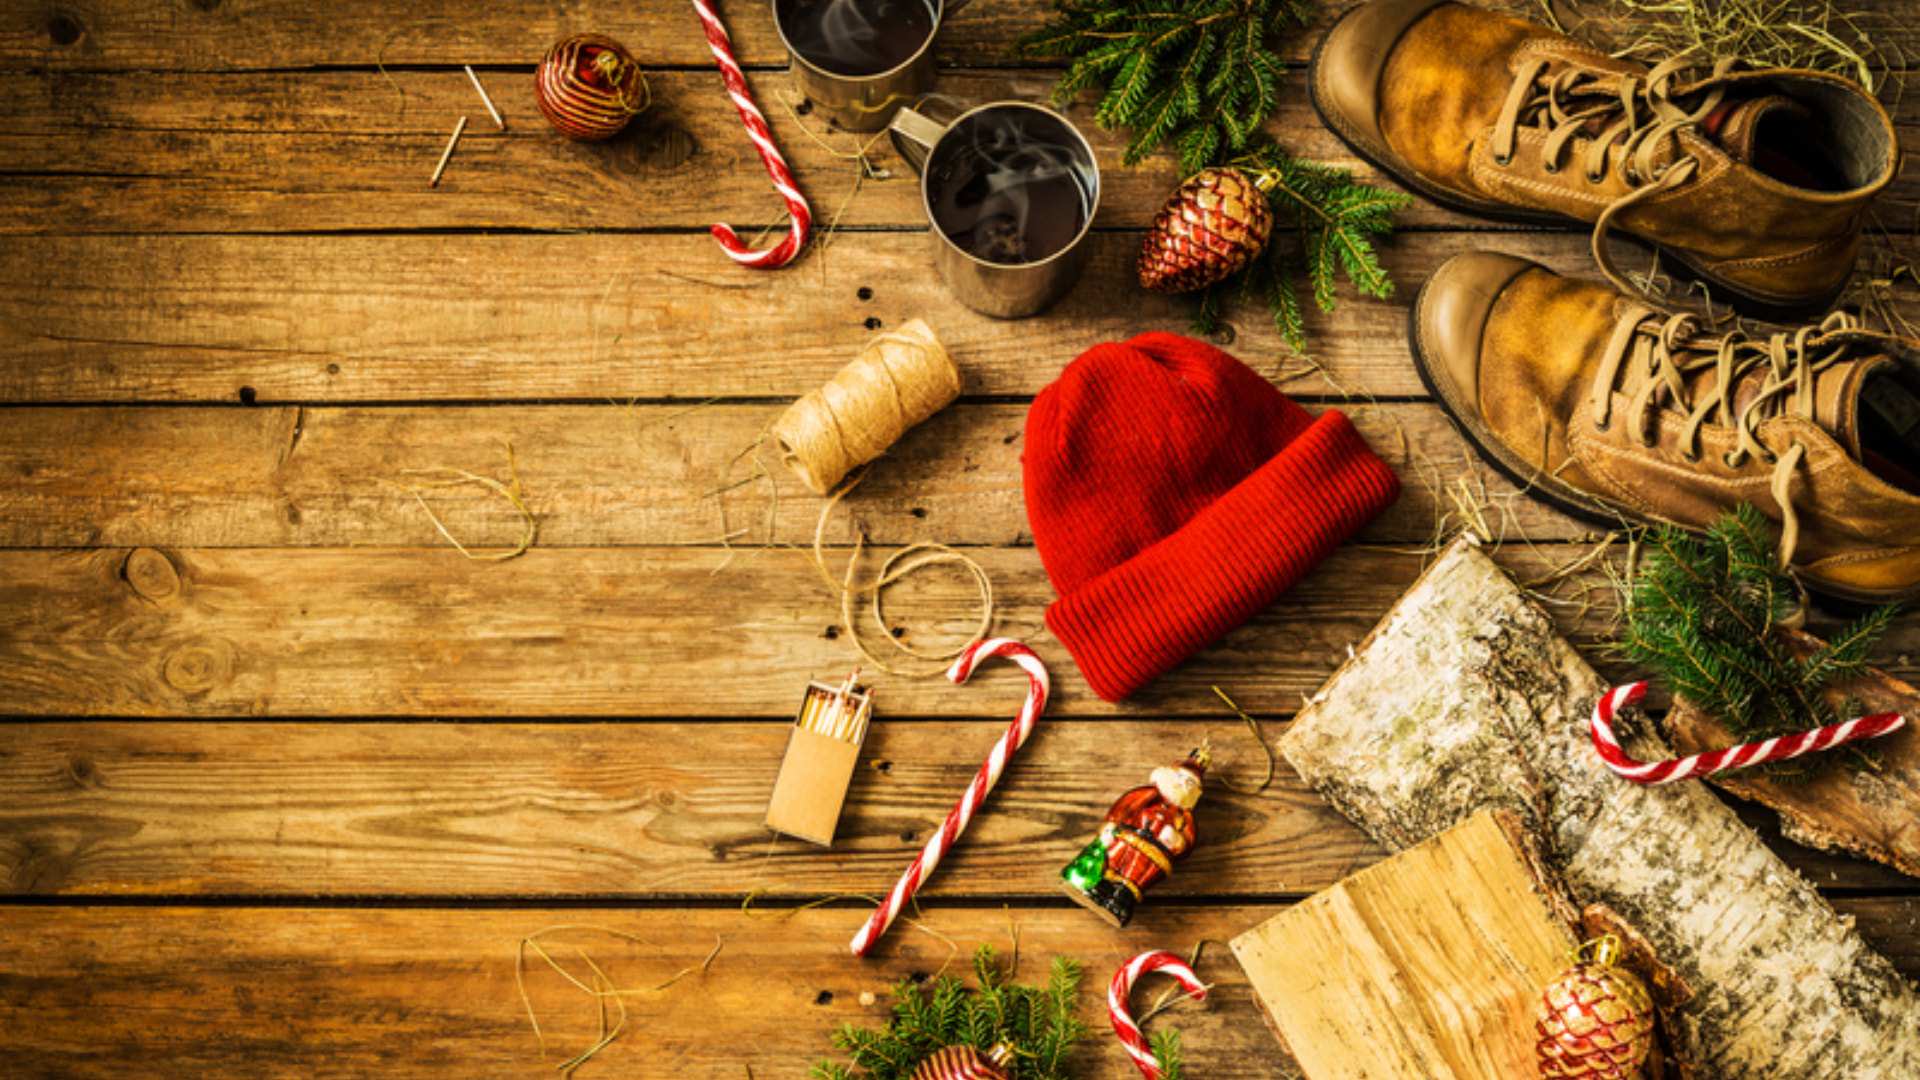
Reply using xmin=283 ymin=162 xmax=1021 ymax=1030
xmin=1407 ymin=274 xmax=1917 ymax=606
xmin=1306 ymin=9 xmax=1846 ymax=320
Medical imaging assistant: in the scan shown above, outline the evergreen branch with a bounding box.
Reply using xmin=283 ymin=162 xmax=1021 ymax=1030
xmin=813 ymin=946 xmax=1092 ymax=1080
xmin=1020 ymin=0 xmax=1407 ymax=352
xmin=1619 ymin=508 xmax=1899 ymax=779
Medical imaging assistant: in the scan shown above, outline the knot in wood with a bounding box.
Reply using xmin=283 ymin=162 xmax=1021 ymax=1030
xmin=163 ymin=640 xmax=232 ymax=696
xmin=123 ymin=548 xmax=180 ymax=601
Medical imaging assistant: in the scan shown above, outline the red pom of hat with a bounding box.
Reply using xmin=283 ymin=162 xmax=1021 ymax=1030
xmin=1022 ymin=333 xmax=1399 ymax=701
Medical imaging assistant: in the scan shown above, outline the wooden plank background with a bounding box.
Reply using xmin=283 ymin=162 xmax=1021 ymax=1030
xmin=0 ymin=0 xmax=1917 ymax=1075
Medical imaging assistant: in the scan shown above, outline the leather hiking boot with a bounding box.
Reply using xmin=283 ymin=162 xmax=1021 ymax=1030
xmin=1412 ymin=252 xmax=1920 ymax=601
xmin=1313 ymin=0 xmax=1898 ymax=312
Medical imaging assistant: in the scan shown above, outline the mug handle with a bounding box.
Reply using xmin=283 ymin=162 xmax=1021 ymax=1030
xmin=888 ymin=106 xmax=947 ymax=176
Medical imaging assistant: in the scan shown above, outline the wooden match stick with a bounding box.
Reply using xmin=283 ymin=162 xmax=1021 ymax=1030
xmin=464 ymin=65 xmax=505 ymax=130
xmin=430 ymin=116 xmax=468 ymax=188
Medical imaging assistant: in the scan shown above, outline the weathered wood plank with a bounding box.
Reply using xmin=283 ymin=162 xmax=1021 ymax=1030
xmin=0 ymin=901 xmax=1913 ymax=1078
xmin=0 ymin=402 xmax=1589 ymax=548
xmin=5 ymin=0 xmax=1914 ymax=71
xmin=5 ymin=65 xmax=1918 ymax=234
xmin=0 ymin=70 xmax=1502 ymax=233
xmin=0 ymin=718 xmax=1376 ymax=899
xmin=0 ymin=230 xmax=1633 ymax=403
xmin=2 ymin=542 xmax=1914 ymax=718
xmin=5 ymin=718 xmax=1900 ymax=900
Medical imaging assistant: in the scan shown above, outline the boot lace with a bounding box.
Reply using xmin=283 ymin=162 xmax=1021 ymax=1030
xmin=1590 ymin=307 xmax=1863 ymax=567
xmin=1492 ymin=54 xmax=1735 ymax=298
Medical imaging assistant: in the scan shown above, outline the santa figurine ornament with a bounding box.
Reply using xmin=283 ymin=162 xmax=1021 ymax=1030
xmin=1061 ymin=748 xmax=1208 ymax=928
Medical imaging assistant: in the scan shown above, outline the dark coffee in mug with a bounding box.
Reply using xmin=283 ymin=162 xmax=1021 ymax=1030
xmin=776 ymin=0 xmax=938 ymax=78
xmin=924 ymin=107 xmax=1095 ymax=266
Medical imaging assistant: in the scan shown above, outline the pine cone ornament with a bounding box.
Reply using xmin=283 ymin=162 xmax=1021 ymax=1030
xmin=1137 ymin=167 xmax=1273 ymax=293
xmin=910 ymin=1042 xmax=1013 ymax=1080
xmin=1536 ymin=937 xmax=1656 ymax=1078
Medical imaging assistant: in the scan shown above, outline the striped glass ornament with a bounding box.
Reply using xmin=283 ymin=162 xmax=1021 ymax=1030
xmin=909 ymin=1043 xmax=1013 ymax=1080
xmin=534 ymin=34 xmax=649 ymax=141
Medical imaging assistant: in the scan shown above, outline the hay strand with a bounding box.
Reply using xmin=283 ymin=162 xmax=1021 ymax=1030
xmin=400 ymin=441 xmax=536 ymax=561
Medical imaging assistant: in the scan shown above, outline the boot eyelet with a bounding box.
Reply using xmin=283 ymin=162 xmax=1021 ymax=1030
xmin=1542 ymin=161 xmax=1560 ymax=174
xmin=1680 ymin=448 xmax=1701 ymax=463
xmin=1493 ymin=153 xmax=1512 ymax=167
xmin=1594 ymin=416 xmax=1611 ymax=432
xmin=1585 ymin=170 xmax=1604 ymax=184
xmin=1723 ymin=452 xmax=1742 ymax=467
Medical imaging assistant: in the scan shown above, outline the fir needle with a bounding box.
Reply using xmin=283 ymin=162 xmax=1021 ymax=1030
xmin=431 ymin=116 xmax=467 ymax=187
xmin=464 ymin=65 xmax=506 ymax=130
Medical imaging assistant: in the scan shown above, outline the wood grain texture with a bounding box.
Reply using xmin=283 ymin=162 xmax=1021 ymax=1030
xmin=4 ymin=718 xmax=1902 ymax=900
xmin=1231 ymin=811 xmax=1578 ymax=1079
xmin=0 ymin=718 xmax=1373 ymax=899
xmin=2 ymin=542 xmax=1915 ymax=719
xmin=4 ymin=0 xmax=1913 ymax=71
xmin=0 ymin=69 xmax=1539 ymax=234
xmin=0 ymin=230 xmax=1694 ymax=403
xmin=0 ymin=543 xmax=1609 ymax=719
xmin=0 ymin=901 xmax=1915 ymax=1079
xmin=0 ymin=402 xmax=1590 ymax=548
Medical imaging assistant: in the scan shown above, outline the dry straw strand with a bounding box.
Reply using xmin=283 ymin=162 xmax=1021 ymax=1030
xmin=401 ymin=441 xmax=537 ymax=561
xmin=514 ymin=926 xmax=725 ymax=1075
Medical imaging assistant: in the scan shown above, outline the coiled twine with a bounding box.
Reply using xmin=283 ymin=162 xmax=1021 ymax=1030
xmin=772 ymin=319 xmax=961 ymax=495
xmin=535 ymin=34 xmax=650 ymax=141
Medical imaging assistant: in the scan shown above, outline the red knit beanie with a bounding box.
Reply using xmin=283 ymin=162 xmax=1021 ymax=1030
xmin=1023 ymin=333 xmax=1400 ymax=702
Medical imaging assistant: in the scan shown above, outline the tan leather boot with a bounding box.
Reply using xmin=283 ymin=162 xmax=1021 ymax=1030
xmin=1313 ymin=0 xmax=1899 ymax=312
xmin=1412 ymin=252 xmax=1920 ymax=601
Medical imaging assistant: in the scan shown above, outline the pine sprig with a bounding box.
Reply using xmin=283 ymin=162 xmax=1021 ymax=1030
xmin=811 ymin=946 xmax=1094 ymax=1080
xmin=1617 ymin=505 xmax=1899 ymax=778
xmin=1021 ymin=0 xmax=1410 ymax=353
xmin=1150 ymin=1029 xmax=1186 ymax=1080
xmin=1024 ymin=0 xmax=1306 ymax=171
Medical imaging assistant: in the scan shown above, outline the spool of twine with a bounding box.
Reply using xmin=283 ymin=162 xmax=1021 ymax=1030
xmin=771 ymin=318 xmax=961 ymax=495
xmin=752 ymin=319 xmax=989 ymax=676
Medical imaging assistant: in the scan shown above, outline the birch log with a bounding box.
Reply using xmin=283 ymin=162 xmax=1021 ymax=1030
xmin=1277 ymin=536 xmax=1920 ymax=1078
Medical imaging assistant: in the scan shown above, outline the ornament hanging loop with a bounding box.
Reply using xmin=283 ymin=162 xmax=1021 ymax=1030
xmin=1573 ymin=933 xmax=1622 ymax=968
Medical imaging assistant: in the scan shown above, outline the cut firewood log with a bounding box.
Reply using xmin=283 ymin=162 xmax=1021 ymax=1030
xmin=1230 ymin=809 xmax=1582 ymax=1079
xmin=1277 ymin=536 xmax=1920 ymax=1079
xmin=1661 ymin=627 xmax=1920 ymax=880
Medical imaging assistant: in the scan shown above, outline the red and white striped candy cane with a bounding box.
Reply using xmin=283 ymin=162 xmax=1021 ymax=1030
xmin=1109 ymin=951 xmax=1207 ymax=1080
xmin=691 ymin=0 xmax=812 ymax=268
xmin=849 ymin=638 xmax=1050 ymax=957
xmin=1591 ymin=680 xmax=1905 ymax=784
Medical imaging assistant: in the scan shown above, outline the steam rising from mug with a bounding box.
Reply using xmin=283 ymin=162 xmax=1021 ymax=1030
xmin=778 ymin=0 xmax=937 ymax=77
xmin=927 ymin=110 xmax=1095 ymax=266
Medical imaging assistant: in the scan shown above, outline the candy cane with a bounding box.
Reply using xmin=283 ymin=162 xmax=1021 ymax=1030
xmin=1591 ymin=680 xmax=1905 ymax=784
xmin=849 ymin=638 xmax=1049 ymax=957
xmin=691 ymin=0 xmax=812 ymax=269
xmin=1109 ymin=951 xmax=1207 ymax=1080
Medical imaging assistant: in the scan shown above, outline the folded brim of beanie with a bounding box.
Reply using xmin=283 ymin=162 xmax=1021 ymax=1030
xmin=1044 ymin=409 xmax=1399 ymax=702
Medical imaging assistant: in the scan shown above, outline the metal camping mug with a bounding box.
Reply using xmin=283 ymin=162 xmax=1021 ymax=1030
xmin=888 ymin=99 xmax=1101 ymax=320
xmin=771 ymin=0 xmax=954 ymax=132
